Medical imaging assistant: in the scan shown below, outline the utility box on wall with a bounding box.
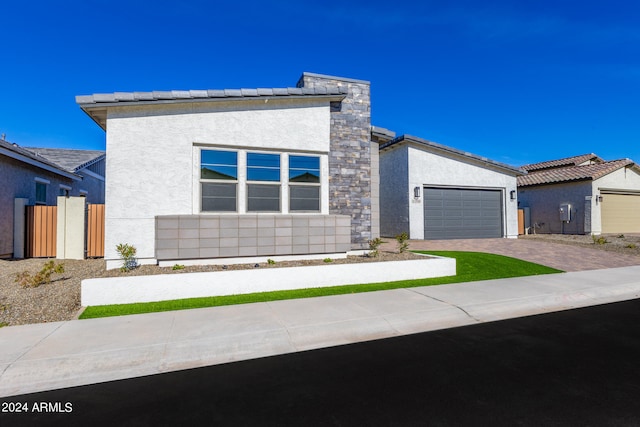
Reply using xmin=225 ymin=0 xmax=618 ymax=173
xmin=559 ymin=203 xmax=572 ymax=222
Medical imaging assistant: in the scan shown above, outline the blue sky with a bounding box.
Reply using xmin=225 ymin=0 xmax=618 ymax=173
xmin=2 ymin=0 xmax=639 ymax=167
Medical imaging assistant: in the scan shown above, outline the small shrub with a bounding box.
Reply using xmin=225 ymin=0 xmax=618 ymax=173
xmin=267 ymin=259 xmax=276 ymax=265
xmin=0 ymin=322 xmax=8 ymax=328
xmin=116 ymin=243 xmax=138 ymax=272
xmin=368 ymin=237 xmax=384 ymax=257
xmin=626 ymin=243 xmax=637 ymax=249
xmin=323 ymin=258 xmax=333 ymax=263
xmin=15 ymin=261 xmax=65 ymax=288
xmin=617 ymin=234 xmax=625 ymax=239
xmin=396 ymin=232 xmax=409 ymax=253
xmin=172 ymin=264 xmax=185 ymax=270
xmin=592 ymin=236 xmax=608 ymax=245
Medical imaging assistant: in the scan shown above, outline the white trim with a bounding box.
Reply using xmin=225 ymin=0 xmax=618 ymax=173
xmin=34 ymin=177 xmax=51 ymax=184
xmin=79 ymin=189 xmax=89 ymax=196
xmin=59 ymin=184 xmax=72 ymax=191
xmin=79 ymin=168 xmax=105 ymax=181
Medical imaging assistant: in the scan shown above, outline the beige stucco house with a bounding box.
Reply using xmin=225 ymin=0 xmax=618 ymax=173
xmin=517 ymin=153 xmax=640 ymax=235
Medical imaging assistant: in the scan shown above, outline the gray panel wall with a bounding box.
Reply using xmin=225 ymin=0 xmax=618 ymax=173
xmin=155 ymin=214 xmax=352 ymax=261
xmin=517 ymin=181 xmax=591 ymax=234
xmin=379 ymin=145 xmax=409 ymax=237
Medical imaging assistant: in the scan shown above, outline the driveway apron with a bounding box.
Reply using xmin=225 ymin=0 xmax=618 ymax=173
xmin=381 ymin=238 xmax=640 ymax=271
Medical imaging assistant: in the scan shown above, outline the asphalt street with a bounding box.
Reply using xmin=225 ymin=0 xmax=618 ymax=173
xmin=3 ymin=298 xmax=640 ymax=426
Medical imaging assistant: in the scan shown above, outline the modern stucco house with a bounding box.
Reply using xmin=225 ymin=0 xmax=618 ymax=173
xmin=374 ymin=129 xmax=524 ymax=240
xmin=77 ymin=73 xmax=378 ymax=269
xmin=0 ymin=138 xmax=105 ymax=258
xmin=517 ymin=153 xmax=640 ymax=235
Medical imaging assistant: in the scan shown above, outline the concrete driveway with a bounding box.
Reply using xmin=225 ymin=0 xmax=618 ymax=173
xmin=381 ymin=238 xmax=640 ymax=271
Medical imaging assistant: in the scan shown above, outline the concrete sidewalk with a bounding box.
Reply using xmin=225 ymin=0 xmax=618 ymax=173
xmin=2 ymin=265 xmax=640 ymax=398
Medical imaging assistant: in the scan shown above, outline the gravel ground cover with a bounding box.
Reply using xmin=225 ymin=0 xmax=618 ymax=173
xmin=0 ymin=251 xmax=420 ymax=327
xmin=4 ymin=234 xmax=637 ymax=328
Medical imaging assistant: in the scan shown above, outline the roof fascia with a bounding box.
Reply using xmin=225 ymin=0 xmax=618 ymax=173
xmin=382 ymin=135 xmax=526 ymax=176
xmin=78 ymin=93 xmax=346 ymax=131
xmin=0 ymin=146 xmax=81 ymax=180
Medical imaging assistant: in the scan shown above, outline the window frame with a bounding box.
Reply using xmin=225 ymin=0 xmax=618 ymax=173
xmin=245 ymin=151 xmax=282 ymax=212
xmin=197 ymin=147 xmax=324 ymax=214
xmin=288 ymin=155 xmax=321 ymax=213
xmin=199 ymin=149 xmax=239 ymax=213
xmin=35 ymin=178 xmax=49 ymax=205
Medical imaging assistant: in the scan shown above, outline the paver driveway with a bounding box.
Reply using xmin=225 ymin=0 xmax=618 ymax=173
xmin=381 ymin=238 xmax=640 ymax=271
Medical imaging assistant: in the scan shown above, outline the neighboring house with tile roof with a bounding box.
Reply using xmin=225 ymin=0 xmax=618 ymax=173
xmin=77 ymin=72 xmax=377 ymax=269
xmin=377 ymin=134 xmax=525 ymax=240
xmin=520 ymin=153 xmax=604 ymax=172
xmin=0 ymin=139 xmax=105 ymax=258
xmin=517 ymin=154 xmax=640 ymax=235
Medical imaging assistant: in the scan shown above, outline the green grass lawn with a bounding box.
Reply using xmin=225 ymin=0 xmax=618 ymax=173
xmin=79 ymin=251 xmax=562 ymax=320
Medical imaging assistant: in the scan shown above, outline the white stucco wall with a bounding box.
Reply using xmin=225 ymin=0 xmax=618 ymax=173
xmin=104 ymin=98 xmax=331 ymax=262
xmin=406 ymin=145 xmax=519 ymax=239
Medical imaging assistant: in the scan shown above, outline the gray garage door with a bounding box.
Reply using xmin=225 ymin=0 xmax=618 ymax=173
xmin=424 ymin=188 xmax=503 ymax=239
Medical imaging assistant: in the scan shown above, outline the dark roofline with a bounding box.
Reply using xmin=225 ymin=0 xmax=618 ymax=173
xmin=381 ymin=134 xmax=526 ymax=176
xmin=77 ymin=87 xmax=348 ymax=131
xmin=76 ymin=87 xmax=348 ymax=106
xmin=371 ymin=125 xmax=396 ymax=140
xmin=0 ymin=140 xmax=81 ymax=180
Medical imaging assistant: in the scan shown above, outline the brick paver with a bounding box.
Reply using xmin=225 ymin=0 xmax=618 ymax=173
xmin=380 ymin=238 xmax=640 ymax=272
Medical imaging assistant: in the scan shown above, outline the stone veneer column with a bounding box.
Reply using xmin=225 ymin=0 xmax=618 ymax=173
xmin=297 ymin=73 xmax=372 ymax=249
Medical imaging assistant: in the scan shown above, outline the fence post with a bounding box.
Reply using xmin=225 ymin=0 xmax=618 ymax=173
xmin=13 ymin=198 xmax=29 ymax=258
xmin=56 ymin=196 xmax=86 ymax=260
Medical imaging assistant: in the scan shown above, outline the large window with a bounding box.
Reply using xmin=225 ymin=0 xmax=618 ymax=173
xmin=289 ymin=155 xmax=320 ymax=211
xmin=198 ymin=148 xmax=321 ymax=213
xmin=247 ymin=152 xmax=280 ymax=212
xmin=201 ymin=150 xmax=237 ymax=211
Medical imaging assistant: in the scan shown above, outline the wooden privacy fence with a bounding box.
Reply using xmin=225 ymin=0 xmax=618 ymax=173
xmin=25 ymin=205 xmax=57 ymax=258
xmin=24 ymin=203 xmax=105 ymax=258
xmin=86 ymin=204 xmax=105 ymax=258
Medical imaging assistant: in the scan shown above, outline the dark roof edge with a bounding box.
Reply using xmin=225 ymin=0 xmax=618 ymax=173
xmin=76 ymin=92 xmax=346 ymax=108
xmin=0 ymin=142 xmax=81 ymax=180
xmin=301 ymin=72 xmax=371 ymax=85
xmin=371 ymin=125 xmax=396 ymax=139
xmin=381 ymin=134 xmax=526 ymax=176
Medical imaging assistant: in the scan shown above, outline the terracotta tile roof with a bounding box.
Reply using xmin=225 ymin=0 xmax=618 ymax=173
xmin=517 ymin=159 xmax=635 ymax=187
xmin=521 ymin=153 xmax=603 ymax=172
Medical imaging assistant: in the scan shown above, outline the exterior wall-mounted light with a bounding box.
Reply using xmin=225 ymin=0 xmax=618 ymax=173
xmin=596 ymin=195 xmax=603 ymax=204
xmin=510 ymin=190 xmax=516 ymax=200
xmin=413 ymin=186 xmax=421 ymax=199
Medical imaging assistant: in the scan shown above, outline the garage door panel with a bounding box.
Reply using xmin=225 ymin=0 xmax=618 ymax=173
xmin=601 ymin=193 xmax=640 ymax=234
xmin=424 ymin=188 xmax=503 ymax=239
